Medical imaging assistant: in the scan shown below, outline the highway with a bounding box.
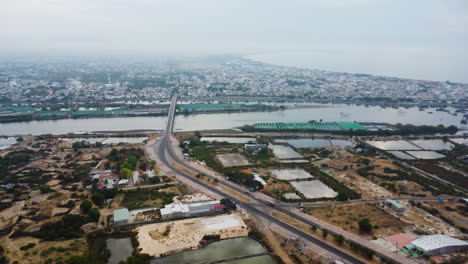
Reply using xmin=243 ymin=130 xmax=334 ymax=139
xmin=149 ymin=94 xmax=417 ymax=264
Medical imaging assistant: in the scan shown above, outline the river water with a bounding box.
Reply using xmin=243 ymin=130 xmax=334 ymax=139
xmin=0 ymin=104 xmax=465 ymax=136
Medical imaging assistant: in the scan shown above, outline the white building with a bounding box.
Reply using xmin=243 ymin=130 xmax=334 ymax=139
xmin=404 ymin=234 xmax=468 ymax=256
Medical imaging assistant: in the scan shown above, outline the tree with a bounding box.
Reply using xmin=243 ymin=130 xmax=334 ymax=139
xmin=119 ymin=168 xmax=133 ymax=179
xmin=66 ymin=255 xmax=89 ymax=264
xmin=127 ymin=155 xmax=138 ymax=169
xmin=88 ymin=208 xmax=100 ymax=222
xmin=147 ymin=176 xmax=160 ymax=184
xmin=91 ymin=192 xmax=104 ymax=207
xmin=322 ymin=229 xmax=328 ymax=238
xmin=39 ymin=185 xmax=53 ymax=194
xmin=334 ymin=234 xmax=345 ymax=245
xmin=358 ymin=219 xmax=372 ymax=233
xmin=120 ymin=162 xmax=133 ymax=171
xmin=80 ymin=200 xmax=92 ymax=214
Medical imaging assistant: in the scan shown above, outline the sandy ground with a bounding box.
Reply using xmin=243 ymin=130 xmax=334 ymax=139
xmin=174 ymin=193 xmax=214 ymax=203
xmin=397 ymin=204 xmax=462 ymax=237
xmin=0 ymin=204 xmax=28 ymax=230
xmin=3 ymin=236 xmax=87 ymax=263
xmin=216 ymin=153 xmax=251 ymax=167
xmin=332 ymin=170 xmax=393 ymax=199
xmin=136 ymin=213 xmax=248 ymax=257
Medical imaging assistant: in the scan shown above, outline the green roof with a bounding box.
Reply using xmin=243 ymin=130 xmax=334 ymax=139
xmin=0 ymin=105 xmax=37 ymax=113
xmin=36 ymin=111 xmax=70 ymax=117
xmin=336 ymin=122 xmax=367 ymax=131
xmin=113 ymin=209 xmax=129 ymax=222
xmin=72 ymin=109 xmax=128 ymax=117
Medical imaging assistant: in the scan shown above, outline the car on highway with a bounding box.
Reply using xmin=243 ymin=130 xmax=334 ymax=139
xmin=267 ymin=200 xmax=275 ymax=207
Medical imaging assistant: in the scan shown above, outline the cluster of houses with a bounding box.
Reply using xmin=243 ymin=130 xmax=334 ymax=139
xmin=89 ymin=166 xmax=156 ymax=189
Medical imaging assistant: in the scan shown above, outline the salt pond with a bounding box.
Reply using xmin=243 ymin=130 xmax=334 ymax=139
xmin=291 ymin=180 xmax=337 ymax=199
xmin=151 ymin=237 xmax=275 ymax=264
xmin=365 ymin=140 xmax=420 ymax=150
xmin=200 ymin=137 xmax=255 ymax=144
xmin=107 ymin=238 xmax=133 ymax=264
xmin=387 ymin=151 xmax=415 ymax=160
xmin=450 ymin=138 xmax=468 ymax=145
xmin=409 ymin=139 xmax=454 ymax=150
xmin=330 ymin=139 xmax=354 ymax=147
xmin=268 ymin=144 xmax=303 ymax=159
xmin=270 ymin=169 xmax=314 ymax=181
xmin=405 ymin=151 xmax=446 ymax=159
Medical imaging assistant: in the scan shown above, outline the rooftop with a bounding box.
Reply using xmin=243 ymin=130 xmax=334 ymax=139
xmin=385 ymin=199 xmax=404 ymax=209
xmin=114 ymin=208 xmax=129 ymax=222
xmin=410 ymin=234 xmax=468 ymax=252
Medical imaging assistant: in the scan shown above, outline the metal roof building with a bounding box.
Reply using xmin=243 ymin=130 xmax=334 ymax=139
xmin=404 ymin=234 xmax=468 ymax=256
xmin=113 ymin=208 xmax=129 ymax=225
xmin=384 ymin=199 xmax=405 ymax=213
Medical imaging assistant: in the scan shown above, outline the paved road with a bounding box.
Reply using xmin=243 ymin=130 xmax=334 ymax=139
xmin=150 ymin=94 xmax=416 ymax=264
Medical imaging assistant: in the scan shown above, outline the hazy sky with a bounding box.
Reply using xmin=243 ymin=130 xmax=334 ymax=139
xmin=2 ymin=0 xmax=468 ymax=82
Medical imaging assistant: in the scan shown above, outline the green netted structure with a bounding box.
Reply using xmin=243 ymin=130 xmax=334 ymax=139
xmin=179 ymin=104 xmax=273 ymax=112
xmin=253 ymin=122 xmax=367 ymax=131
xmin=36 ymin=111 xmax=70 ymax=117
xmin=71 ymin=109 xmax=128 ymax=117
xmin=0 ymin=105 xmax=37 ymax=113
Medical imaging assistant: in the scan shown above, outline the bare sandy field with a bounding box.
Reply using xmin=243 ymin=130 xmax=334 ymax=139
xmin=136 ymin=213 xmax=248 ymax=257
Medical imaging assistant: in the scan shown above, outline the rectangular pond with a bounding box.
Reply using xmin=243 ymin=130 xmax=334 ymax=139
xmin=151 ymin=237 xmax=275 ymax=264
xmin=274 ymin=138 xmax=330 ymax=148
xmin=405 ymin=151 xmax=446 ymax=159
xmin=268 ymin=144 xmax=303 ymax=159
xmin=291 ymin=180 xmax=337 ymax=199
xmin=387 ymin=151 xmax=416 ymax=160
xmin=365 ymin=140 xmax=420 ymax=150
xmin=200 ymin=137 xmax=256 ymax=144
xmin=107 ymin=237 xmax=133 ymax=264
xmin=450 ymin=138 xmax=468 ymax=146
xmin=330 ymin=139 xmax=354 ymax=147
xmin=409 ymin=139 xmax=454 ymax=150
xmin=270 ymin=169 xmax=314 ymax=181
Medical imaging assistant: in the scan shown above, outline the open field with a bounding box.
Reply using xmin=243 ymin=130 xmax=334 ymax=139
xmin=216 ymin=153 xmax=251 ymax=167
xmin=136 ymin=213 xmax=248 ymax=257
xmin=270 ymin=168 xmax=314 ymax=180
xmin=305 ymin=204 xmax=408 ymax=238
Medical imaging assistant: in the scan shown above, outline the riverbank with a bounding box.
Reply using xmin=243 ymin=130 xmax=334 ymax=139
xmin=1 ymin=104 xmax=465 ymax=136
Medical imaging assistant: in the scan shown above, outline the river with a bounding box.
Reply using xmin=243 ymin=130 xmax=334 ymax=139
xmin=0 ymin=104 xmax=465 ymax=136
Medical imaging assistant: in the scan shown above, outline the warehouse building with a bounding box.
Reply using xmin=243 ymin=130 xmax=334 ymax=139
xmin=403 ymin=234 xmax=468 ymax=256
xmin=113 ymin=208 xmax=130 ymax=226
xmin=160 ymin=201 xmax=225 ymax=220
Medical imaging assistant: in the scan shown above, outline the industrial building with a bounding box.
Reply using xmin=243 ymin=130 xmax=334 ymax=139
xmin=160 ymin=201 xmax=225 ymax=220
xmin=113 ymin=208 xmax=130 ymax=226
xmin=403 ymin=234 xmax=468 ymax=256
